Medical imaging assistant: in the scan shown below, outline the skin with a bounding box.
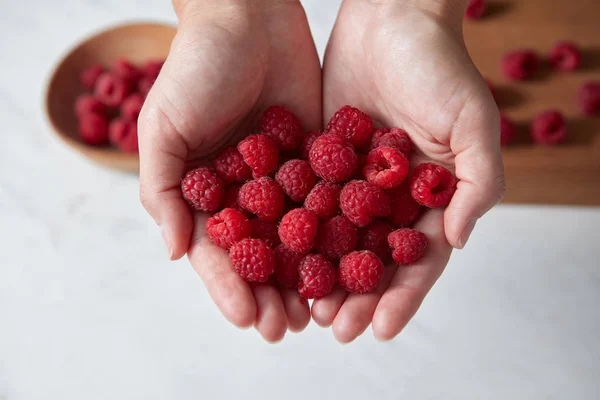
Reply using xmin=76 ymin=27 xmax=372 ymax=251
xmin=139 ymin=0 xmax=505 ymax=342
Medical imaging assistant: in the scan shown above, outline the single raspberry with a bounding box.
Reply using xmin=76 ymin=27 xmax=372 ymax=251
xmin=300 ymin=130 xmax=323 ymax=160
xmin=108 ymin=119 xmax=139 ymax=153
xmin=278 ymin=208 xmax=319 ymax=254
xmin=94 ymin=72 xmax=131 ymax=107
xmin=275 ymin=160 xmax=317 ymax=202
xmin=143 ymin=59 xmax=165 ymax=81
xmin=485 ymin=79 xmax=496 ymax=101
xmin=273 ymin=244 xmax=303 ymax=289
xmin=78 ymin=112 xmax=109 ymax=146
xmin=121 ymin=93 xmax=144 ymax=122
xmin=371 ymin=128 xmax=412 ymax=157
xmin=205 ymin=208 xmax=252 ymax=250
xmin=370 ymin=127 xmax=390 ymax=149
xmin=222 ymin=184 xmax=243 ymax=211
xmin=502 ymin=50 xmax=539 ymax=80
xmin=387 ymin=182 xmax=421 ymax=228
xmin=549 ymin=42 xmax=581 ymax=71
xmin=297 ymin=254 xmax=337 ymax=299
xmin=357 ymin=221 xmax=393 ymax=262
xmin=578 ymin=81 xmax=600 ymax=115
xmin=250 ymin=218 xmax=281 ymax=248
xmin=229 ymin=238 xmax=276 ymax=282
xmin=238 ymin=177 xmax=285 ymax=222
xmin=259 ymin=105 xmax=304 ymax=150
xmin=530 ymin=110 xmax=567 ymax=145
xmin=363 ymin=146 xmax=410 ymax=189
xmin=213 ymin=146 xmax=252 ymax=183
xmin=326 ymin=105 xmax=375 ymax=148
xmin=465 ymin=0 xmax=486 ymax=19
xmin=309 ymin=134 xmax=357 ymax=182
xmin=409 ymin=163 xmax=457 ymax=208
xmin=339 ymin=251 xmax=384 ymax=294
xmin=315 ymin=215 xmax=357 ymax=260
xmin=237 ymin=134 xmax=279 ymax=178
xmin=339 ymin=180 xmax=391 ymax=227
xmin=74 ymin=94 xmax=106 ymax=117
xmin=388 ymin=228 xmax=429 ymax=265
xmin=137 ymin=76 xmax=155 ymax=97
xmin=80 ymin=64 xmax=104 ymax=90
xmin=112 ymin=58 xmax=141 ymax=84
xmin=181 ymin=166 xmax=225 ymax=212
xmin=351 ymin=154 xmax=367 ymax=180
xmin=304 ymin=181 xmax=341 ymax=219
xmin=500 ymin=113 xmax=517 ymax=146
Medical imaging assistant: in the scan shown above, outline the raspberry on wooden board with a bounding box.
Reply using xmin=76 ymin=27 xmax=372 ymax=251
xmin=548 ymin=41 xmax=581 ymax=71
xmin=500 ymin=114 xmax=517 ymax=147
xmin=578 ymin=81 xmax=600 ymax=115
xmin=530 ymin=110 xmax=568 ymax=145
xmin=465 ymin=0 xmax=486 ymax=20
xmin=502 ymin=50 xmax=538 ymax=80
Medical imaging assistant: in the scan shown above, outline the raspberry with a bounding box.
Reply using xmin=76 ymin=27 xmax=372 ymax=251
xmin=388 ymin=228 xmax=429 ymax=265
xmin=181 ymin=166 xmax=225 ymax=212
xmin=297 ymin=254 xmax=337 ymax=299
xmin=259 ymin=105 xmax=304 ymax=150
xmin=229 ymin=238 xmax=276 ymax=282
xmin=339 ymin=180 xmax=391 ymax=227
xmin=205 ymin=208 xmax=252 ymax=249
xmin=275 ymin=160 xmax=317 ymax=202
xmin=74 ymin=94 xmax=106 ymax=117
xmin=502 ymin=50 xmax=538 ymax=81
xmin=371 ymin=128 xmax=412 ymax=157
xmin=387 ymin=182 xmax=421 ymax=228
xmin=485 ymin=79 xmax=496 ymax=101
xmin=409 ymin=163 xmax=457 ymax=208
xmin=357 ymin=221 xmax=393 ymax=262
xmin=339 ymin=251 xmax=384 ymax=294
xmin=500 ymin=113 xmax=517 ymax=146
xmin=223 ymin=184 xmax=243 ymax=211
xmin=351 ymin=154 xmax=367 ymax=180
xmin=578 ymin=81 xmax=600 ymax=115
xmin=278 ymin=208 xmax=319 ymax=254
xmin=112 ymin=58 xmax=141 ymax=84
xmin=549 ymin=42 xmax=581 ymax=71
xmin=273 ymin=244 xmax=303 ymax=289
xmin=213 ymin=146 xmax=252 ymax=183
xmin=237 ymin=134 xmax=279 ymax=178
xmin=250 ymin=218 xmax=281 ymax=248
xmin=326 ymin=105 xmax=375 ymax=148
xmin=309 ymin=134 xmax=357 ymax=182
xmin=363 ymin=146 xmax=410 ymax=189
xmin=300 ymin=130 xmax=323 ymax=160
xmin=108 ymin=119 xmax=139 ymax=153
xmin=94 ymin=72 xmax=131 ymax=107
xmin=121 ymin=93 xmax=144 ymax=122
xmin=465 ymin=0 xmax=486 ymax=19
xmin=78 ymin=112 xmax=109 ymax=146
xmin=80 ymin=64 xmax=104 ymax=90
xmin=238 ymin=177 xmax=285 ymax=222
xmin=137 ymin=76 xmax=155 ymax=97
xmin=304 ymin=181 xmax=341 ymax=219
xmin=143 ymin=59 xmax=165 ymax=81
xmin=530 ymin=110 xmax=567 ymax=145
xmin=370 ymin=127 xmax=390 ymax=148
xmin=315 ymin=215 xmax=358 ymax=259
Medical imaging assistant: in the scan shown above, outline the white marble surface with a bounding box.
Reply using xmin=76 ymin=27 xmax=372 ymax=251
xmin=1 ymin=1 xmax=599 ymax=399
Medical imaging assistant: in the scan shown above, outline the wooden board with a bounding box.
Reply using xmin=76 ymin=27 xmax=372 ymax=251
xmin=464 ymin=0 xmax=600 ymax=205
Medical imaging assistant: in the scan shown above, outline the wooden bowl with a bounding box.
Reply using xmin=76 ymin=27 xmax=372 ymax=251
xmin=45 ymin=22 xmax=177 ymax=173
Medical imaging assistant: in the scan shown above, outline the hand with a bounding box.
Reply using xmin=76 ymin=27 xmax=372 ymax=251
xmin=312 ymin=0 xmax=505 ymax=342
xmin=138 ymin=0 xmax=322 ymax=342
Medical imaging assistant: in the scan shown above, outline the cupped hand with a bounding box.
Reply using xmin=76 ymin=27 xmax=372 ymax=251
xmin=312 ymin=0 xmax=505 ymax=342
xmin=138 ymin=0 xmax=322 ymax=342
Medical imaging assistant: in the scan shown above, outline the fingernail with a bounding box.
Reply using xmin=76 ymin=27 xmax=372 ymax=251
xmin=160 ymin=226 xmax=173 ymax=259
xmin=458 ymin=219 xmax=477 ymax=249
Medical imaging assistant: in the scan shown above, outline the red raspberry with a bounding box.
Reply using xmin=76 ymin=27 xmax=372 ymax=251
xmin=94 ymin=72 xmax=131 ymax=107
xmin=502 ymin=50 xmax=539 ymax=81
xmin=304 ymin=181 xmax=341 ymax=219
xmin=530 ymin=110 xmax=567 ymax=145
xmin=388 ymin=228 xmax=429 ymax=265
xmin=78 ymin=112 xmax=109 ymax=146
xmin=370 ymin=127 xmax=390 ymax=148
xmin=326 ymin=105 xmax=375 ymax=148
xmin=273 ymin=244 xmax=303 ymax=289
xmin=121 ymin=93 xmax=144 ymax=122
xmin=339 ymin=250 xmax=384 ymax=294
xmin=315 ymin=215 xmax=358 ymax=260
xmin=143 ymin=59 xmax=165 ymax=81
xmin=300 ymin=130 xmax=323 ymax=160
xmin=549 ymin=42 xmax=581 ymax=71
xmin=238 ymin=177 xmax=285 ymax=222
xmin=297 ymin=254 xmax=337 ymax=299
xmin=80 ymin=64 xmax=104 ymax=90
xmin=363 ymin=146 xmax=410 ymax=189
xmin=357 ymin=221 xmax=393 ymax=262
xmin=371 ymin=128 xmax=412 ymax=157
xmin=485 ymin=79 xmax=496 ymax=101
xmin=409 ymin=163 xmax=457 ymax=208
xmin=309 ymin=134 xmax=357 ymax=182
xmin=74 ymin=94 xmax=106 ymax=117
xmin=250 ymin=218 xmax=281 ymax=248
xmin=578 ymin=81 xmax=600 ymax=115
xmin=465 ymin=0 xmax=486 ymax=19
xmin=259 ymin=105 xmax=304 ymax=150
xmin=237 ymin=134 xmax=279 ymax=178
xmin=340 ymin=180 xmax=391 ymax=227
xmin=205 ymin=208 xmax=252 ymax=250
xmin=387 ymin=182 xmax=421 ymax=228
xmin=229 ymin=238 xmax=276 ymax=282
xmin=112 ymin=58 xmax=141 ymax=85
xmin=500 ymin=113 xmax=517 ymax=146
xmin=351 ymin=153 xmax=367 ymax=180
xmin=275 ymin=160 xmax=317 ymax=202
xmin=223 ymin=184 xmax=243 ymax=210
xmin=278 ymin=208 xmax=319 ymax=254
xmin=137 ymin=76 xmax=155 ymax=97
xmin=108 ymin=119 xmax=139 ymax=153
xmin=213 ymin=146 xmax=252 ymax=183
xmin=181 ymin=167 xmax=225 ymax=212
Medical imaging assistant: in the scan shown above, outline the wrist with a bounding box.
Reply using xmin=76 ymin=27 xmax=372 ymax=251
xmin=173 ymin=0 xmax=298 ymax=19
xmin=361 ymin=0 xmax=468 ymax=25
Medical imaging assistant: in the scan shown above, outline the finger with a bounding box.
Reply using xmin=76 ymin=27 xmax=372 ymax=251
xmin=187 ymin=213 xmax=256 ymax=329
xmin=372 ymin=209 xmax=452 ymax=341
xmin=252 ymin=283 xmax=288 ymax=343
xmin=310 ymin=287 xmax=348 ymax=328
xmin=280 ymin=289 xmax=311 ymax=333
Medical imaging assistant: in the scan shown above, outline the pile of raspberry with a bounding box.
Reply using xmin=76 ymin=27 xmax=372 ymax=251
xmin=74 ymin=57 xmax=165 ymax=152
xmin=181 ymin=105 xmax=458 ymax=299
